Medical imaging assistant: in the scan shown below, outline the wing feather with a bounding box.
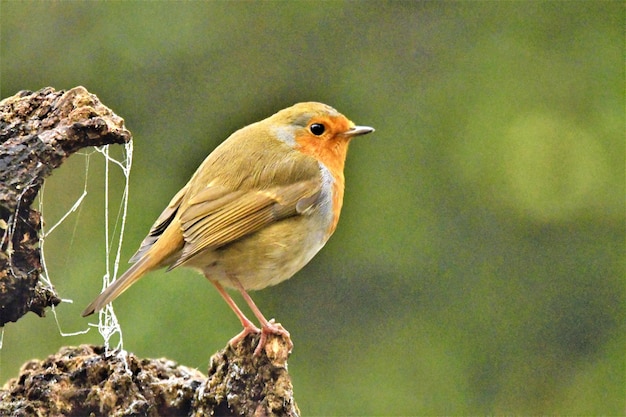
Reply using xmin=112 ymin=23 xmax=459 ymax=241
xmin=169 ymin=179 xmax=321 ymax=269
xmin=129 ymin=185 xmax=189 ymax=263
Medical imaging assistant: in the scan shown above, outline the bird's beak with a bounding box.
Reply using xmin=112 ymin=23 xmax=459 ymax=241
xmin=344 ymin=125 xmax=375 ymax=137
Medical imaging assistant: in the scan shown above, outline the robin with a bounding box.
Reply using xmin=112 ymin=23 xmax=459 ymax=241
xmin=82 ymin=102 xmax=374 ymax=355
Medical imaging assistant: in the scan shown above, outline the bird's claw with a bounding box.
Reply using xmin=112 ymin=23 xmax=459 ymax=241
xmin=254 ymin=319 xmax=293 ymax=356
xmin=228 ymin=323 xmax=261 ymax=348
xmin=228 ymin=319 xmax=293 ymax=356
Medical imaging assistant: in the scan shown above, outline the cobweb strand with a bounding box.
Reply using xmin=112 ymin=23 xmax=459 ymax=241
xmin=94 ymin=141 xmax=134 ymax=354
xmin=38 ymin=151 xmax=91 ymax=337
xmin=34 ymin=140 xmax=133 ymax=348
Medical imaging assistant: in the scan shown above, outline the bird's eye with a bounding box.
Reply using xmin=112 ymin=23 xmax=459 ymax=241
xmin=310 ymin=123 xmax=325 ymax=136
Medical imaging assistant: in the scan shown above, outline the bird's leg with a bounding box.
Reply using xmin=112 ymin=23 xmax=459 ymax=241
xmin=209 ymin=280 xmax=261 ymax=348
xmin=228 ymin=276 xmax=293 ymax=356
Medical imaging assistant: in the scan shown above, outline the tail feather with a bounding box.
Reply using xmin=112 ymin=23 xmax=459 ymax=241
xmin=81 ymin=255 xmax=154 ymax=317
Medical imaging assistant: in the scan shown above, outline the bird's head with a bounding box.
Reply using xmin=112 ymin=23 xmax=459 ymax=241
xmin=270 ymin=102 xmax=374 ymax=176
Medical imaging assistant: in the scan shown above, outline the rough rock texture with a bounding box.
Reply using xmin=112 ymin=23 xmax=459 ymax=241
xmin=0 ymin=333 xmax=299 ymax=416
xmin=194 ymin=332 xmax=298 ymax=416
xmin=0 ymin=86 xmax=132 ymax=326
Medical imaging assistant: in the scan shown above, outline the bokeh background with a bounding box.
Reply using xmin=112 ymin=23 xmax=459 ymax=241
xmin=1 ymin=1 xmax=623 ymax=415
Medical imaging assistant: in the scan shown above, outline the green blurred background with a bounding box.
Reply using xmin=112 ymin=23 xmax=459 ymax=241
xmin=1 ymin=1 xmax=623 ymax=415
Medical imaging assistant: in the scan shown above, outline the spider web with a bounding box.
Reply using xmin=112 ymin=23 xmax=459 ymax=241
xmin=38 ymin=140 xmax=134 ymax=354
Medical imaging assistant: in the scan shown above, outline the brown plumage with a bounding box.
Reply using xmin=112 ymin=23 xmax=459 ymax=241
xmin=82 ymin=102 xmax=374 ymax=354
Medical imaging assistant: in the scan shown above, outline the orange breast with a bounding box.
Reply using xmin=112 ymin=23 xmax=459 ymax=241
xmin=294 ymin=115 xmax=352 ymax=239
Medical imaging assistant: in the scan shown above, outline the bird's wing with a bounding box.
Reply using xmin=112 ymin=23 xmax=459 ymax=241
xmin=169 ymin=178 xmax=321 ymax=269
xmin=128 ymin=185 xmax=195 ymax=263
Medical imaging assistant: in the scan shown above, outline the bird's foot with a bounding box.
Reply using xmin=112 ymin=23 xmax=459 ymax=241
xmin=254 ymin=319 xmax=293 ymax=356
xmin=228 ymin=322 xmax=261 ymax=348
xmin=228 ymin=319 xmax=293 ymax=357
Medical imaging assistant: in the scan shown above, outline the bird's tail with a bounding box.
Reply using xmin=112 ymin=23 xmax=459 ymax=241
xmin=81 ymin=255 xmax=155 ymax=317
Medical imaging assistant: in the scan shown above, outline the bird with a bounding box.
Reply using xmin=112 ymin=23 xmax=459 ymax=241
xmin=82 ymin=102 xmax=374 ymax=355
